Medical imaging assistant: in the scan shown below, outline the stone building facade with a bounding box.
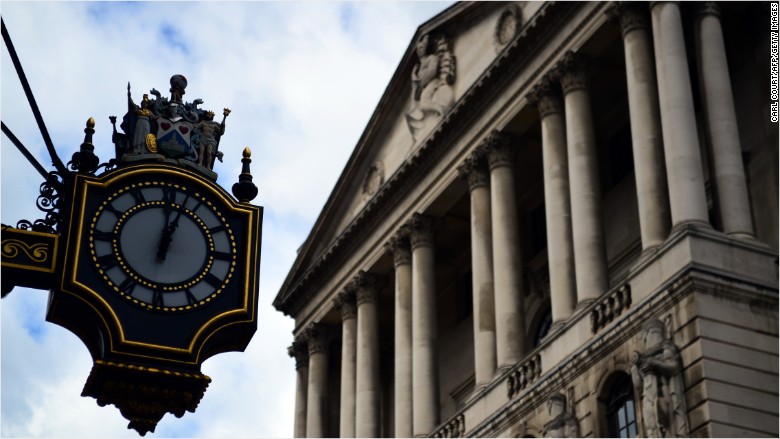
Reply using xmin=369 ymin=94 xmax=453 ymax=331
xmin=274 ymin=2 xmax=778 ymax=437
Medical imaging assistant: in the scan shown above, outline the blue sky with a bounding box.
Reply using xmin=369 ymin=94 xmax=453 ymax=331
xmin=0 ymin=2 xmax=451 ymax=437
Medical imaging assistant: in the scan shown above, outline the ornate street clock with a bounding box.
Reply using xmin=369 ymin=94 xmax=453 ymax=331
xmin=2 ymin=72 xmax=262 ymax=435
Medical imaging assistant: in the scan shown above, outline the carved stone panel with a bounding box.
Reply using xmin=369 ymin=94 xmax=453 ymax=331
xmin=494 ymin=4 xmax=521 ymax=52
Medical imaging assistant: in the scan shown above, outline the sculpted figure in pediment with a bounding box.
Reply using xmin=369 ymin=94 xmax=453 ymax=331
xmin=406 ymin=32 xmax=456 ymax=142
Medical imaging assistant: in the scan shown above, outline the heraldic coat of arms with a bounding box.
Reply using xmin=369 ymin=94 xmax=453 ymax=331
xmin=110 ymin=74 xmax=230 ymax=176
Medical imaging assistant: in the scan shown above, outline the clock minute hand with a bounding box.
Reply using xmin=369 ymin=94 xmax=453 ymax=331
xmin=156 ymin=208 xmax=184 ymax=261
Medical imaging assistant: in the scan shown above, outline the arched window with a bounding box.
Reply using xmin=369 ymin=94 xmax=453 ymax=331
xmin=606 ymin=373 xmax=637 ymax=438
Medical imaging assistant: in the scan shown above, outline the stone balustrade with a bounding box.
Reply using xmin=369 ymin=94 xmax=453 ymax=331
xmin=432 ymin=414 xmax=465 ymax=438
xmin=590 ymin=284 xmax=631 ymax=334
xmin=506 ymin=354 xmax=542 ymax=399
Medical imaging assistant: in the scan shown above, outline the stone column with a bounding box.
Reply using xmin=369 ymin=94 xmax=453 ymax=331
xmin=696 ymin=2 xmax=754 ymax=238
xmin=304 ymin=323 xmax=329 ymax=438
xmin=651 ymin=1 xmax=710 ymax=228
xmin=409 ymin=213 xmax=440 ymax=436
xmin=609 ymin=3 xmax=672 ymax=250
xmin=288 ymin=340 xmax=309 ymax=438
xmin=354 ymin=271 xmax=382 ymax=438
xmin=483 ymin=130 xmax=526 ymax=368
xmin=528 ymin=78 xmax=577 ymax=324
xmin=557 ymin=52 xmax=609 ymax=304
xmin=457 ymin=153 xmax=497 ymax=388
xmin=334 ymin=289 xmax=357 ymax=438
xmin=386 ymin=234 xmax=413 ymax=438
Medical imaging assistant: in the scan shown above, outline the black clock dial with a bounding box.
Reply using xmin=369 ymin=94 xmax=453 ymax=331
xmin=89 ymin=182 xmax=237 ymax=311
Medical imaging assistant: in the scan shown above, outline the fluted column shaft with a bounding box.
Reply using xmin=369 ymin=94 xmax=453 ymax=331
xmin=611 ymin=4 xmax=671 ymax=250
xmin=696 ymin=2 xmax=754 ymax=238
xmin=305 ymin=324 xmax=329 ymax=438
xmin=529 ymin=80 xmax=577 ymax=324
xmin=387 ymin=235 xmax=413 ymax=438
xmin=410 ymin=214 xmax=439 ymax=436
xmin=335 ymin=291 xmax=357 ymax=438
xmin=558 ymin=53 xmax=609 ymax=304
xmin=484 ymin=131 xmax=525 ymax=368
xmin=355 ymin=272 xmax=381 ymax=437
xmin=289 ymin=341 xmax=309 ymax=438
xmin=651 ymin=1 xmax=710 ymax=228
xmin=458 ymin=154 xmax=497 ymax=387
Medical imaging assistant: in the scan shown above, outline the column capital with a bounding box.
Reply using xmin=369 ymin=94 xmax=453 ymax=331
xmin=457 ymin=152 xmax=490 ymax=190
xmin=695 ymin=1 xmax=720 ymax=18
xmin=481 ymin=130 xmax=516 ymax=170
xmin=527 ymin=76 xmax=564 ymax=118
xmin=408 ymin=213 xmax=435 ymax=250
xmin=606 ymin=2 xmax=650 ymax=37
xmin=303 ymin=323 xmax=329 ymax=356
xmin=649 ymin=1 xmax=680 ymax=10
xmin=386 ymin=232 xmax=412 ymax=267
xmin=352 ymin=270 xmax=384 ymax=305
xmin=334 ymin=288 xmax=357 ymax=321
xmin=288 ymin=339 xmax=310 ymax=370
xmin=555 ymin=51 xmax=591 ymax=95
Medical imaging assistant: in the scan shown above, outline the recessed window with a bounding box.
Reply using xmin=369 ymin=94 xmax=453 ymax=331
xmin=606 ymin=373 xmax=637 ymax=438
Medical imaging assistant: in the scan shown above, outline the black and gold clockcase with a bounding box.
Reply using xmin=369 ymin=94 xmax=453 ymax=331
xmin=3 ymin=76 xmax=263 ymax=435
xmin=54 ymin=161 xmax=262 ymax=357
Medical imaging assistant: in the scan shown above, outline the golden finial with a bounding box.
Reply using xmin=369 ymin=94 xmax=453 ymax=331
xmin=243 ymin=147 xmax=251 ymax=158
xmin=87 ymin=117 xmax=96 ymax=129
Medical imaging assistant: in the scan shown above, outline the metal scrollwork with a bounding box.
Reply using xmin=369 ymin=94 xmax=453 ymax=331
xmin=16 ymin=171 xmax=65 ymax=233
xmin=94 ymin=159 xmax=120 ymax=174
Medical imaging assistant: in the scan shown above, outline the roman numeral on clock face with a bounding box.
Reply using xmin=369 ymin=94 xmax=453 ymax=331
xmin=103 ymin=203 xmax=124 ymax=217
xmin=185 ymin=289 xmax=198 ymax=305
xmin=213 ymin=251 xmax=232 ymax=261
xmin=93 ymin=230 xmax=115 ymax=241
xmin=162 ymin=186 xmax=177 ymax=204
xmin=118 ymin=277 xmax=137 ymax=294
xmin=152 ymin=289 xmax=164 ymax=307
xmin=128 ymin=187 xmax=146 ymax=204
xmin=204 ymin=272 xmax=223 ymax=288
xmin=97 ymin=254 xmax=119 ymax=270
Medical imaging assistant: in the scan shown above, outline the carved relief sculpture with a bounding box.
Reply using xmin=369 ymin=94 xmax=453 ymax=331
xmin=631 ymin=318 xmax=689 ymax=438
xmin=542 ymin=393 xmax=579 ymax=438
xmin=494 ymin=4 xmax=521 ymax=52
xmin=406 ymin=32 xmax=456 ymax=142
xmin=362 ymin=161 xmax=385 ymax=201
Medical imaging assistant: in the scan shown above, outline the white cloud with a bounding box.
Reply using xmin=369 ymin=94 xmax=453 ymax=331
xmin=1 ymin=2 xmax=451 ymax=437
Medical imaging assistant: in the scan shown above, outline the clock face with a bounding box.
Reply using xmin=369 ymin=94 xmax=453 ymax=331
xmin=88 ymin=182 xmax=237 ymax=311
